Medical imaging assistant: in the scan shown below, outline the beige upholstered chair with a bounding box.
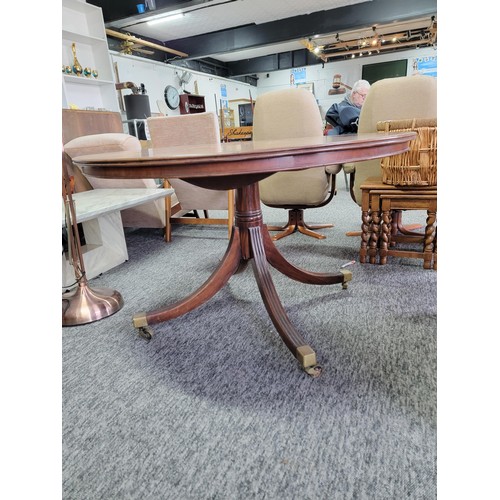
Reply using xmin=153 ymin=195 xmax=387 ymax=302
xmin=348 ymin=75 xmax=438 ymax=205
xmin=253 ymin=88 xmax=341 ymax=241
xmin=146 ymin=112 xmax=234 ymax=242
xmin=62 ymin=109 xmax=167 ymax=233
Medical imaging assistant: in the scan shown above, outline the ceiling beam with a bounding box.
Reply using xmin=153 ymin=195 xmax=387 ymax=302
xmin=163 ymin=0 xmax=436 ymax=60
xmin=105 ymin=29 xmax=189 ymax=57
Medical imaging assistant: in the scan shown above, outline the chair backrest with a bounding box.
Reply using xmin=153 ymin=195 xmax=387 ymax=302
xmin=62 ymin=109 xmax=124 ymax=144
xmin=352 ymin=75 xmax=437 ymax=204
xmin=147 ymin=112 xmax=221 ymax=147
xmin=146 ymin=112 xmax=228 ymax=211
xmin=253 ymin=88 xmax=330 ymax=206
xmin=253 ymin=88 xmax=324 ymax=141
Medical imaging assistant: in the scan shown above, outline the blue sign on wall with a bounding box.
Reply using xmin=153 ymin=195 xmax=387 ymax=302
xmin=412 ymin=55 xmax=437 ymax=77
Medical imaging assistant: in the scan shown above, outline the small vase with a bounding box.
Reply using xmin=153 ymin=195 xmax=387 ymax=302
xmin=83 ymin=67 xmax=92 ymax=78
xmin=92 ymin=69 xmax=99 ymax=79
xmin=65 ymin=65 xmax=72 ymax=74
xmin=71 ymin=43 xmax=82 ymax=76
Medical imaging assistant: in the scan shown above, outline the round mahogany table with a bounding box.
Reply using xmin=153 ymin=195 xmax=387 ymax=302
xmin=73 ymin=132 xmax=415 ymax=376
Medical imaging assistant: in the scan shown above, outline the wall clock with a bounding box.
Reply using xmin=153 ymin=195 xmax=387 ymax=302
xmin=164 ymin=85 xmax=180 ymax=110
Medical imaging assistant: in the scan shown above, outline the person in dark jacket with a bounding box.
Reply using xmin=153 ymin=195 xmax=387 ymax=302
xmin=325 ymin=79 xmax=371 ymax=135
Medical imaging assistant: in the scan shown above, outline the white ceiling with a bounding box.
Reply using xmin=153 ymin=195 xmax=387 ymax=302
xmin=109 ymin=0 xmax=372 ymax=61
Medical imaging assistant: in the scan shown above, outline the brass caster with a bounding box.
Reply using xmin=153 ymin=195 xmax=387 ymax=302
xmin=340 ymin=269 xmax=352 ymax=289
xmin=137 ymin=326 xmax=153 ymax=341
xmin=304 ymin=364 xmax=322 ymax=378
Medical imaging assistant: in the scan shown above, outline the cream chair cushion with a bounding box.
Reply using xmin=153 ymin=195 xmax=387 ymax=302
xmin=352 ymin=75 xmax=437 ymax=204
xmin=253 ymin=88 xmax=340 ymax=206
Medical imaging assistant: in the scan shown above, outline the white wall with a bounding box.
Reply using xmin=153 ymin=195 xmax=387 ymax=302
xmin=110 ymin=52 xmax=256 ymax=117
xmin=110 ymin=46 xmax=436 ymax=123
xmin=255 ymin=47 xmax=437 ymax=121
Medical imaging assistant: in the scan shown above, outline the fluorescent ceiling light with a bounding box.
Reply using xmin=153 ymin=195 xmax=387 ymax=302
xmin=147 ymin=13 xmax=184 ymax=25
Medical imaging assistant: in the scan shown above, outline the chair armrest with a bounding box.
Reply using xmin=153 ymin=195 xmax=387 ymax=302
xmin=325 ymin=164 xmax=342 ymax=175
xmin=343 ymin=163 xmax=356 ymax=174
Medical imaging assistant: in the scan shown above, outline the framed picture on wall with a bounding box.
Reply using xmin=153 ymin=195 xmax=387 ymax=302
xmin=361 ymin=59 xmax=407 ymax=84
xmin=297 ymin=82 xmax=314 ymax=95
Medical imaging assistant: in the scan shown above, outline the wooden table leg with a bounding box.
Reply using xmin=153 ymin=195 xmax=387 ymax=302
xmin=133 ymin=228 xmax=242 ymax=329
xmin=263 ymin=228 xmax=351 ymax=287
xmin=133 ymin=182 xmax=350 ymax=376
xmin=249 ymin=225 xmax=322 ymax=376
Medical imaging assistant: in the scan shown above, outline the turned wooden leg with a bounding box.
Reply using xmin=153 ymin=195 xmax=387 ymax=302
xmin=369 ymin=209 xmax=381 ymax=264
xmin=423 ymin=209 xmax=437 ymax=270
xmin=380 ymin=205 xmax=392 ymax=265
xmin=360 ymin=209 xmax=371 ymax=264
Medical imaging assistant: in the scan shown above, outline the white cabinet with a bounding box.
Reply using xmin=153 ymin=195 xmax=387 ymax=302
xmin=62 ymin=0 xmax=119 ymax=112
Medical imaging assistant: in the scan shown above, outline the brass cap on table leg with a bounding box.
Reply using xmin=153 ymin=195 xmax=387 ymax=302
xmin=340 ymin=269 xmax=352 ymax=281
xmin=296 ymin=345 xmax=316 ymax=368
xmin=133 ymin=313 xmax=148 ymax=328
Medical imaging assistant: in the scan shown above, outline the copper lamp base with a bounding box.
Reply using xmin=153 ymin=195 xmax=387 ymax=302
xmin=62 ymin=281 xmax=124 ymax=326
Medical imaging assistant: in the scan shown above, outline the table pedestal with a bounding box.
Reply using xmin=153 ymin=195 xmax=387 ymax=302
xmin=132 ymin=183 xmax=352 ymax=376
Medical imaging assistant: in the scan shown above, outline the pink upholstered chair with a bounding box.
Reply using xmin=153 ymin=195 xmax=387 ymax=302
xmin=252 ymin=88 xmax=342 ymax=240
xmin=146 ymin=112 xmax=234 ymax=242
xmin=62 ymin=109 xmax=168 ymax=235
xmin=63 ymin=132 xmax=167 ymax=230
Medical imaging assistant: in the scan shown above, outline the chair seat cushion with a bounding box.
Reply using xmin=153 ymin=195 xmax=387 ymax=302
xmin=260 ymin=168 xmax=330 ymax=206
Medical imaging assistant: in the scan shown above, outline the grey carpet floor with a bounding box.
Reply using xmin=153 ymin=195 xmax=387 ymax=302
xmin=62 ymin=186 xmax=437 ymax=499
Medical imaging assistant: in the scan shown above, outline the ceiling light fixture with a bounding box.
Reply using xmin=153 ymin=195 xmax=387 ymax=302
xmin=304 ymin=16 xmax=437 ymax=62
xmin=147 ymin=12 xmax=184 ymax=25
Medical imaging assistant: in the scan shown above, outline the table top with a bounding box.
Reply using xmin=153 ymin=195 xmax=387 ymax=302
xmin=62 ymin=187 xmax=173 ymax=225
xmin=73 ymin=133 xmax=415 ymax=188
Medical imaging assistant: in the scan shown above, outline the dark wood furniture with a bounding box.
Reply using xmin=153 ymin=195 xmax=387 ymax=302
xmin=359 ymin=177 xmax=437 ymax=269
xmin=179 ymin=94 xmax=206 ymax=114
xmin=73 ymin=132 xmax=415 ymax=376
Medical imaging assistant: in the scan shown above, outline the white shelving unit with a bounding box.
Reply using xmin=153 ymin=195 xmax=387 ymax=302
xmin=62 ymin=0 xmax=119 ymax=112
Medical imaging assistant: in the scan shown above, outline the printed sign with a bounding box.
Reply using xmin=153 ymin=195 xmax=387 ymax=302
xmin=412 ymin=56 xmax=437 ymax=77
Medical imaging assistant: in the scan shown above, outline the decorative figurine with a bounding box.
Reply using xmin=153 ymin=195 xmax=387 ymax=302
xmin=71 ymin=43 xmax=82 ymax=76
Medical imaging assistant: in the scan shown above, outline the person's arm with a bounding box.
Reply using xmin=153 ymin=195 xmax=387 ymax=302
xmin=338 ymin=105 xmax=360 ymax=133
xmin=325 ymin=103 xmax=340 ymax=127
